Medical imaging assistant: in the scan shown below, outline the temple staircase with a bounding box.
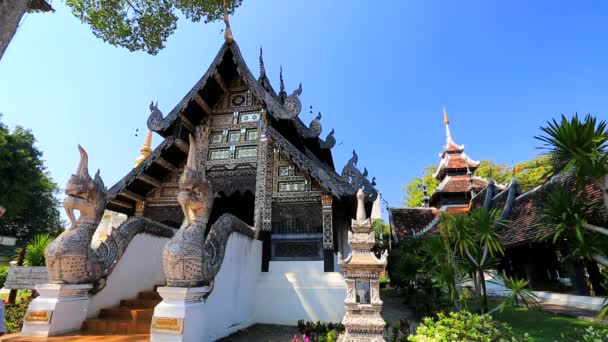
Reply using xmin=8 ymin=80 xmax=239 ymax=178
xmin=81 ymin=287 xmax=162 ymax=335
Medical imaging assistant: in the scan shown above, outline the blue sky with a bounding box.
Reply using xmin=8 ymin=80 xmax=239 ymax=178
xmin=1 ymin=0 xmax=607 ymax=220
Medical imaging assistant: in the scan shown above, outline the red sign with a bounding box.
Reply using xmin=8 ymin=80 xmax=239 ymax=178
xmin=0 ymin=207 xmax=5 ymax=218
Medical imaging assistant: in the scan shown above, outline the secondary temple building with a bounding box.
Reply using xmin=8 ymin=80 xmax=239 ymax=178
xmin=389 ymin=110 xmax=607 ymax=297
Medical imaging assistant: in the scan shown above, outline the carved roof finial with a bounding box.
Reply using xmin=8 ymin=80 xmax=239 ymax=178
xmin=279 ymin=65 xmax=286 ymax=95
xmin=134 ymin=130 xmax=153 ymax=168
xmin=259 ymin=46 xmax=266 ymax=78
xmin=309 ymin=112 xmax=323 ymax=137
xmin=443 ymin=105 xmax=453 ymax=144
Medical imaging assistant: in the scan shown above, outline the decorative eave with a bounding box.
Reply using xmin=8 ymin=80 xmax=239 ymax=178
xmin=106 ymin=136 xmax=187 ymax=213
xmin=266 ymin=127 xmax=377 ymax=201
xmin=432 ymin=151 xmax=480 ymax=179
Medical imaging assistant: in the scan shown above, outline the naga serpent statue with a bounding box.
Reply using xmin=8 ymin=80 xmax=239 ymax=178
xmin=45 ymin=146 xmax=175 ymax=292
xmin=162 ymin=128 xmax=254 ymax=288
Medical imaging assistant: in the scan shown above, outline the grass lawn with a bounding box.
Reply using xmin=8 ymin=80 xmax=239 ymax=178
xmin=492 ymin=303 xmax=605 ymax=342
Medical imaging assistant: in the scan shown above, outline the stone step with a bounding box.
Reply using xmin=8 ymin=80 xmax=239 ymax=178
xmin=99 ymin=308 xmax=154 ymax=321
xmin=119 ymin=298 xmax=161 ymax=309
xmin=137 ymin=290 xmax=162 ymax=300
xmin=82 ymin=319 xmax=151 ymax=335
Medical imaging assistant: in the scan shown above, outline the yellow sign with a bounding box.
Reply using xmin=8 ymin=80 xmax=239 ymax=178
xmin=151 ymin=316 xmax=184 ymax=335
xmin=24 ymin=310 xmax=52 ymax=324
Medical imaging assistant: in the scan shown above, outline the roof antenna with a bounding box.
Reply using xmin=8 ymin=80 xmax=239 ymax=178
xmin=223 ymin=0 xmax=233 ymax=44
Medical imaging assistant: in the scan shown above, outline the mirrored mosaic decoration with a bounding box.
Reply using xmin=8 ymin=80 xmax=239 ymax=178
xmin=239 ymin=112 xmax=260 ymax=123
xmin=209 ymin=148 xmax=230 ymax=160
xmin=236 ymin=146 xmax=257 ymax=159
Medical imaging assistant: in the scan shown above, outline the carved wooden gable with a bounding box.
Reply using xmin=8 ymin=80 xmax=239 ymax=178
xmin=272 ymin=150 xmax=323 ymax=202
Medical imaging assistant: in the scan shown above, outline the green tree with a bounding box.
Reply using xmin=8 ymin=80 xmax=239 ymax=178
xmin=371 ymin=218 xmax=390 ymax=257
xmin=0 ymin=115 xmax=63 ymax=243
xmin=475 ymin=160 xmax=510 ymax=184
xmin=402 ymin=166 xmax=439 ymax=207
xmin=513 ymin=155 xmax=552 ymax=192
xmin=451 ymin=208 xmax=506 ymax=313
xmin=65 ymin=0 xmax=243 ymax=55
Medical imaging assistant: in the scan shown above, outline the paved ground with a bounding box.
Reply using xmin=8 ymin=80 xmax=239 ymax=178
xmin=0 ymin=334 xmax=150 ymax=341
xmin=219 ymin=294 xmax=416 ymax=341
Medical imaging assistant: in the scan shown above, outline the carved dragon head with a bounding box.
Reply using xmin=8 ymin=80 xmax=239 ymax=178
xmin=178 ymin=128 xmax=215 ymax=227
xmin=64 ymin=145 xmax=107 ymax=229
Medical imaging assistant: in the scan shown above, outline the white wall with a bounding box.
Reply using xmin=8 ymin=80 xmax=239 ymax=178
xmin=198 ymin=233 xmax=262 ymax=340
xmin=255 ymin=261 xmax=346 ymax=325
xmin=150 ymin=233 xmax=262 ymax=342
xmin=87 ymin=233 xmax=169 ymax=317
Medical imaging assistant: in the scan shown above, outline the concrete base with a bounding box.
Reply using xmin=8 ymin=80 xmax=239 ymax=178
xmin=150 ymin=286 xmax=210 ymax=342
xmin=21 ymin=283 xmax=92 ymax=337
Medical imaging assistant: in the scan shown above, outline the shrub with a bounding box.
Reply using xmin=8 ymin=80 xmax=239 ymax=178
xmin=0 ymin=265 xmax=9 ymax=288
xmin=296 ymin=320 xmax=344 ymax=342
xmin=23 ymin=234 xmax=54 ymax=266
xmin=408 ymin=311 xmax=515 ymax=342
xmin=5 ymin=297 xmax=32 ymax=333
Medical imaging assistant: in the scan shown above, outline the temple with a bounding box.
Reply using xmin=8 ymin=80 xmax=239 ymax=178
xmin=390 ymin=110 xmax=607 ymax=297
xmin=390 ymin=108 xmax=501 ymax=241
xmin=106 ymin=41 xmax=377 ymax=271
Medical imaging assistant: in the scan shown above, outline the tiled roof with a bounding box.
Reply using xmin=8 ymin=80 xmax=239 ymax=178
xmin=446 ymin=154 xmax=476 ymax=169
xmin=389 ymin=207 xmax=438 ymax=240
xmin=445 ymin=206 xmax=470 ymax=215
xmin=435 ymin=175 xmax=488 ymax=193
xmin=499 ymin=174 xmax=607 ymax=247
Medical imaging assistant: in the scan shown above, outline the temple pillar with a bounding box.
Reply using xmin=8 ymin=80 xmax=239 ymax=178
xmin=566 ymin=258 xmax=591 ymax=296
xmin=254 ymin=113 xmax=273 ymax=272
xmin=321 ymin=193 xmax=334 ymax=272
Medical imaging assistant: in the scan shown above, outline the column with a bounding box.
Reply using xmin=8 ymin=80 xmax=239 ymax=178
xmin=254 ymin=112 xmax=273 ymax=271
xmin=321 ymin=193 xmax=334 ymax=272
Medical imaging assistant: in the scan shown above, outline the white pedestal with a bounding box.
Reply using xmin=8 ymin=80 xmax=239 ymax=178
xmin=150 ymin=286 xmax=211 ymax=342
xmin=21 ymin=283 xmax=92 ymax=337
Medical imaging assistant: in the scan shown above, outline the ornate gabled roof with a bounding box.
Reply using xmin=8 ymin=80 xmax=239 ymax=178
xmin=105 ymin=38 xmax=377 ymax=213
xmin=389 ymin=207 xmax=438 ymax=242
xmin=433 ymin=175 xmax=489 ymax=194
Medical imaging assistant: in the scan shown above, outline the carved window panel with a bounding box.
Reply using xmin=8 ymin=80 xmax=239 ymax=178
xmin=210 ymin=132 xmax=223 ymax=144
xmin=212 ymin=114 xmax=233 ymax=127
xmin=209 ymin=148 xmax=231 ymax=160
xmin=239 ymin=112 xmax=260 ymax=123
xmin=246 ymin=129 xmax=259 ymax=141
xmin=228 ymin=131 xmax=241 ymax=143
xmin=278 ymin=181 xmax=306 ymax=192
xmin=236 ymin=146 xmax=257 ymax=159
xmin=271 ymin=239 xmax=323 ymax=261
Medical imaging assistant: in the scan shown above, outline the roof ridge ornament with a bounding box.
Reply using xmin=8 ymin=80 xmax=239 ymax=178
xmin=279 ymin=66 xmax=286 ymax=96
xmin=147 ymin=101 xmax=165 ymax=132
xmin=320 ymin=128 xmax=336 ymax=149
xmin=309 ymin=112 xmax=322 ymax=137
xmin=259 ymin=46 xmax=265 ymax=78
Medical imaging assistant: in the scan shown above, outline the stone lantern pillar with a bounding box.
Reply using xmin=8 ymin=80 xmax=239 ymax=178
xmin=337 ymin=189 xmax=388 ymax=342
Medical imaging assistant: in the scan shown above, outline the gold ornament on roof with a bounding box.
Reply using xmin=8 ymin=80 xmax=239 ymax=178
xmin=134 ymin=130 xmax=153 ymax=167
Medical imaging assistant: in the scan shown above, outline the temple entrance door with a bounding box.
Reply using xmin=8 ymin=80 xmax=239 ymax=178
xmin=207 ymin=190 xmax=255 ymax=234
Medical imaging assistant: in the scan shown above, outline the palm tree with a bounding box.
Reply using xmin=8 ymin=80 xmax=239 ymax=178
xmin=452 ymin=208 xmax=506 ymax=313
xmin=22 ymin=233 xmax=54 ymax=266
xmin=536 ymin=114 xmax=608 ymax=222
xmin=535 ymin=114 xmax=608 ymax=264
xmin=488 ymin=275 xmax=539 ymax=314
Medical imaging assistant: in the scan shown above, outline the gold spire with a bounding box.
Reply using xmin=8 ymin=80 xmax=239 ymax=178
xmin=443 ymin=105 xmax=449 ymax=125
xmin=443 ymin=105 xmax=453 ymax=145
xmin=134 ymin=130 xmax=153 ymax=168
